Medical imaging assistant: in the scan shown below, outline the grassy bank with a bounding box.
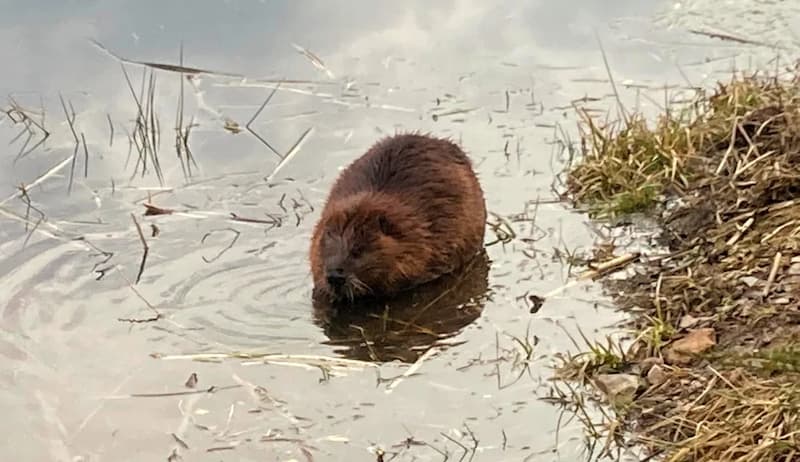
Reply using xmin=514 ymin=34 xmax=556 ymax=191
xmin=553 ymin=64 xmax=800 ymax=461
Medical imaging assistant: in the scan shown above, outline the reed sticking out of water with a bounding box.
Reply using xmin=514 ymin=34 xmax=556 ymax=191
xmin=106 ymin=113 xmax=114 ymax=148
xmin=95 ymin=40 xmax=316 ymax=186
xmin=554 ymin=63 xmax=800 ymax=461
xmin=80 ymin=132 xmax=89 ymax=178
xmin=16 ymin=183 xmax=45 ymax=248
xmin=120 ymin=63 xmax=164 ymax=185
xmin=174 ymin=41 xmax=198 ymax=181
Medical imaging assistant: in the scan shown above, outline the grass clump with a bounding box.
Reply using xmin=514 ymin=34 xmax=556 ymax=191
xmin=554 ymin=64 xmax=800 ymax=462
xmin=568 ymin=66 xmax=800 ymax=219
xmin=567 ymin=109 xmax=694 ymax=218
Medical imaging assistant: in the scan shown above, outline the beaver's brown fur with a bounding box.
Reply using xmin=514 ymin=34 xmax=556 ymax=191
xmin=309 ymin=133 xmax=487 ymax=303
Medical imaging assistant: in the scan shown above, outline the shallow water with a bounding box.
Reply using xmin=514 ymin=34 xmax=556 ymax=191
xmin=1 ymin=1 xmax=798 ymax=461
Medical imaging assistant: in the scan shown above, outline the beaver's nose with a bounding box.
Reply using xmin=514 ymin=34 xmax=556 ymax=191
xmin=326 ymin=268 xmax=346 ymax=287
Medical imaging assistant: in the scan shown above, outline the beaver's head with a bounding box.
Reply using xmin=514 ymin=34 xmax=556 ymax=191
xmin=312 ymin=193 xmax=430 ymax=302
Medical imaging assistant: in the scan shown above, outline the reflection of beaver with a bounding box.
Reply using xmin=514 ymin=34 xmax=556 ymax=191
xmin=313 ymin=250 xmax=492 ymax=363
xmin=309 ymin=133 xmax=487 ymax=303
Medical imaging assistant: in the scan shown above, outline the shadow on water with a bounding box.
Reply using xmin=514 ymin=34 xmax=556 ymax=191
xmin=313 ymin=250 xmax=491 ymax=363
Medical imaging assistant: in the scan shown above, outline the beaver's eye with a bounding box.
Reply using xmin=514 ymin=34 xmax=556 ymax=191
xmin=350 ymin=245 xmax=363 ymax=259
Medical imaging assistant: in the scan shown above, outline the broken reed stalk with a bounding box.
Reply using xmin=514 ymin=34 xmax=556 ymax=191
xmin=7 ymin=96 xmax=50 ymax=161
xmin=114 ymin=262 xmax=162 ymax=323
xmin=130 ymin=212 xmax=149 ymax=284
xmin=246 ymin=82 xmax=284 ymax=159
xmin=58 ymin=93 xmax=80 ymax=194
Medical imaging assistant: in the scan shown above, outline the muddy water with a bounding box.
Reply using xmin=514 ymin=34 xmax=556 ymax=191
xmin=1 ymin=1 xmax=796 ymax=461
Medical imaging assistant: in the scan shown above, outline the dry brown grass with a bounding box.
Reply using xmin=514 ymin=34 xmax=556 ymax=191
xmin=554 ymin=63 xmax=800 ymax=461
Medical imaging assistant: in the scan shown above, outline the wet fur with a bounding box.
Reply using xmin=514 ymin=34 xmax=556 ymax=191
xmin=310 ymin=133 xmax=487 ymax=303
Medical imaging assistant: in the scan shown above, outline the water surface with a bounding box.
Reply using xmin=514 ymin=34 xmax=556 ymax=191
xmin=1 ymin=1 xmax=796 ymax=460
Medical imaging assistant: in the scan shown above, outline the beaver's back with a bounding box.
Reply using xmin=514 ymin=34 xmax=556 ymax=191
xmin=328 ymin=133 xmax=486 ymax=225
xmin=327 ymin=133 xmax=487 ymax=273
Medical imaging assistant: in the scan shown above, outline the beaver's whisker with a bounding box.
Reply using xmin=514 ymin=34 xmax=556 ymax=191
xmin=351 ymin=276 xmax=373 ymax=295
xmin=324 ymin=288 xmax=336 ymax=302
xmin=395 ymin=264 xmax=410 ymax=280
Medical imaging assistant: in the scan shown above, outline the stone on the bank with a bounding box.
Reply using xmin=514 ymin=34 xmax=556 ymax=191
xmin=678 ymin=314 xmax=699 ymax=329
xmin=663 ymin=328 xmax=716 ymax=365
xmin=741 ymin=276 xmax=760 ymax=287
xmin=593 ymin=373 xmax=640 ymax=407
xmin=646 ymin=364 xmax=668 ymax=387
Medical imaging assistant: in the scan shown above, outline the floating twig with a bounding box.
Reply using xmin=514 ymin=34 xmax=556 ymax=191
xmin=118 ymin=314 xmax=161 ymax=324
xmin=291 ymin=43 xmax=335 ymax=79
xmin=109 ymin=384 xmax=242 ymax=399
xmin=229 ymin=212 xmax=281 ymax=227
xmin=385 ymin=346 xmax=438 ymax=394
xmin=266 ymin=126 xmax=315 ymax=183
xmin=143 ymin=202 xmax=175 ymax=216
xmin=90 ymin=38 xmax=244 ymax=77
xmin=688 ymin=28 xmax=784 ymax=49
xmin=200 ymin=228 xmax=241 ymax=263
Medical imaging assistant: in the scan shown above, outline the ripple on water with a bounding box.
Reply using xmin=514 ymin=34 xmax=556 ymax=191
xmin=0 ymin=238 xmax=94 ymax=334
xmin=154 ymin=241 xmax=319 ymax=350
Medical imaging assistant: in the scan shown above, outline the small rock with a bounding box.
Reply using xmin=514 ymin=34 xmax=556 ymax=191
xmin=741 ymin=276 xmax=760 ymax=287
xmin=678 ymin=314 xmax=714 ymax=329
xmin=663 ymin=328 xmax=716 ymax=365
xmin=593 ymin=373 xmax=640 ymax=407
xmin=646 ymin=364 xmax=668 ymax=387
xmin=638 ymin=356 xmax=664 ymax=374
xmin=678 ymin=315 xmax=699 ymax=329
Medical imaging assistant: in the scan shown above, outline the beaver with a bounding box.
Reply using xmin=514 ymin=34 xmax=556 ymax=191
xmin=309 ymin=132 xmax=487 ymax=303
